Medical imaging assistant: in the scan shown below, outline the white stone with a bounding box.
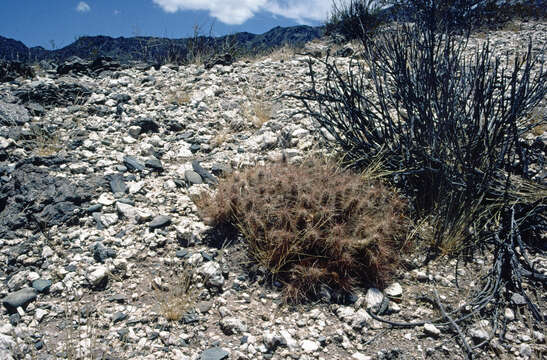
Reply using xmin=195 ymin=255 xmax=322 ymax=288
xmin=365 ymin=288 xmax=384 ymax=311
xmin=87 ymin=266 xmax=108 ymax=286
xmin=198 ymin=261 xmax=224 ymax=287
xmin=97 ymin=193 xmax=116 ymax=206
xmin=352 ymin=353 xmax=372 ymax=360
xmin=279 ymin=330 xmax=299 ymax=350
xmin=385 ymin=282 xmax=403 ymax=298
xmin=35 ymin=308 xmax=48 ymax=322
xmin=300 ymin=339 xmax=319 ymax=353
xmin=504 ymin=308 xmax=515 ymax=321
xmin=423 ymin=323 xmax=441 ymax=337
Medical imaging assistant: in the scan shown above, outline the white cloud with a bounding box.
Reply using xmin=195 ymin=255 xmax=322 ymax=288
xmin=114 ymin=9 xmax=121 ymax=15
xmin=152 ymin=0 xmax=334 ymax=25
xmin=76 ymin=1 xmax=91 ymax=13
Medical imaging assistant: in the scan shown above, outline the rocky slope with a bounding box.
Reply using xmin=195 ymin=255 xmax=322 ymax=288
xmin=0 ymin=20 xmax=546 ymax=360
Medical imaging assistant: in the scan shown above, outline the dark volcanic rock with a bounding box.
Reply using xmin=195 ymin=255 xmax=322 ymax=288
xmin=0 ymin=60 xmax=35 ymax=83
xmin=0 ymin=100 xmax=30 ymax=126
xmin=192 ymin=161 xmax=218 ymax=184
xmin=0 ymin=164 xmax=99 ymax=238
xmin=13 ymin=78 xmax=92 ymax=108
xmin=57 ymin=56 xmax=121 ymax=77
xmin=123 ymin=155 xmax=145 ymax=172
xmin=204 ymin=53 xmax=233 ymax=70
xmin=2 ymin=288 xmax=37 ymax=312
xmin=109 ymin=174 xmax=128 ymax=194
xmin=149 ymin=215 xmax=171 ymax=229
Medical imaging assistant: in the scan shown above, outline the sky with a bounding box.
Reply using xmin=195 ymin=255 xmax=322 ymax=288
xmin=0 ymin=0 xmax=335 ymax=49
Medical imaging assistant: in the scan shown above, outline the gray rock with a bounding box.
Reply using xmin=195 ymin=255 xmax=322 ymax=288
xmin=2 ymin=288 xmax=37 ymax=312
xmin=219 ymin=317 xmax=247 ymax=335
xmin=184 ymin=170 xmax=203 ymax=185
xmin=192 ymin=161 xmax=218 ymax=184
xmin=200 ymin=347 xmax=229 ymax=360
xmin=145 ymin=157 xmax=163 ymax=171
xmin=423 ymin=323 xmax=441 ymax=337
xmin=149 ymin=215 xmax=171 ymax=229
xmin=0 ymin=101 xmax=30 ymax=126
xmin=109 ymin=174 xmax=128 ymax=194
xmin=92 ymin=242 xmax=116 ymax=263
xmin=123 ymin=156 xmax=145 ymax=172
xmin=31 ymin=279 xmax=52 ymax=294
xmin=511 ymin=293 xmax=526 ymax=305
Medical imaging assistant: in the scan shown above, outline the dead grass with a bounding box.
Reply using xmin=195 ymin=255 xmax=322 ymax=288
xmin=154 ymin=264 xmax=198 ymax=322
xmin=242 ymin=94 xmax=272 ymax=129
xmin=195 ymin=156 xmax=409 ymax=301
xmin=166 ymin=89 xmax=191 ymax=106
xmin=33 ymin=129 xmax=62 ymax=156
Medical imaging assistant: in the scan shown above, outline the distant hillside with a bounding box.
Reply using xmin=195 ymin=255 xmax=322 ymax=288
xmin=0 ymin=25 xmax=323 ymax=64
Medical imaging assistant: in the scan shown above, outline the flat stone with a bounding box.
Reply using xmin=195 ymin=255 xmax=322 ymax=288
xmin=110 ymin=174 xmax=128 ymax=194
xmin=31 ymin=279 xmax=52 ymax=294
xmin=200 ymin=347 xmax=229 ymax=360
xmin=300 ymin=339 xmax=319 ymax=353
xmin=149 ymin=215 xmax=171 ymax=229
xmin=123 ymin=156 xmax=145 ymax=172
xmin=423 ymin=323 xmax=441 ymax=337
xmin=184 ymin=170 xmax=203 ymax=185
xmin=145 ymin=157 xmax=163 ymax=171
xmin=385 ymin=282 xmax=403 ymax=298
xmin=2 ymin=288 xmax=37 ymax=312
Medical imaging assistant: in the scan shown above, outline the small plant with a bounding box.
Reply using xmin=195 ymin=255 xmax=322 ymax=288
xmin=325 ymin=0 xmax=385 ymax=41
xmin=166 ymin=89 xmax=191 ymax=106
xmin=196 ymin=157 xmax=409 ymax=301
xmin=154 ymin=264 xmax=198 ymax=322
xmin=33 ymin=127 xmax=61 ymax=156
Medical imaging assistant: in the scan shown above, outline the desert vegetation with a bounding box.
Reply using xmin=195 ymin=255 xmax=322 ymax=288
xmin=288 ymin=0 xmax=546 ymax=356
xmin=196 ymin=157 xmax=409 ymax=302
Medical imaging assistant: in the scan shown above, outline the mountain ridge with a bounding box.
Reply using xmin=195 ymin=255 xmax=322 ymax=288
xmin=0 ymin=25 xmax=323 ymax=64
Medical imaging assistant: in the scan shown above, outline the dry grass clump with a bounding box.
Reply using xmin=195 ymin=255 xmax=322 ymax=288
xmin=242 ymin=95 xmax=272 ymax=129
xmin=196 ymin=157 xmax=409 ymax=301
xmin=154 ymin=265 xmax=198 ymax=321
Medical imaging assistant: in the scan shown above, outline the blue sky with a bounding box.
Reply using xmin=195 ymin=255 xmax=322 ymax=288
xmin=0 ymin=0 xmax=334 ymax=49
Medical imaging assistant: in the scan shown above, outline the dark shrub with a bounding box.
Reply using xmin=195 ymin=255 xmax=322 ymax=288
xmin=293 ymin=0 xmax=546 ymax=326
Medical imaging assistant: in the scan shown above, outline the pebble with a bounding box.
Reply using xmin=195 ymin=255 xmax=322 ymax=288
xmin=423 ymin=323 xmax=441 ymax=337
